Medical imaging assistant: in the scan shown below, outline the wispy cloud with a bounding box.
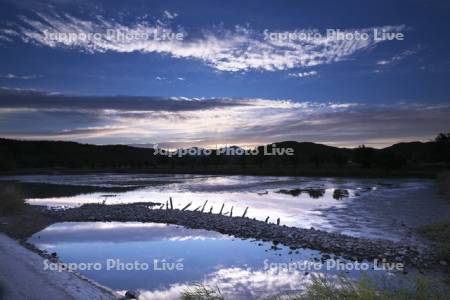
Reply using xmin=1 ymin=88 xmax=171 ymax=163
xmin=163 ymin=10 xmax=178 ymax=20
xmin=288 ymin=70 xmax=318 ymax=78
xmin=0 ymin=73 xmax=41 ymax=79
xmin=1 ymin=12 xmax=405 ymax=72
xmin=0 ymin=88 xmax=447 ymax=148
xmin=377 ymin=49 xmax=417 ymax=65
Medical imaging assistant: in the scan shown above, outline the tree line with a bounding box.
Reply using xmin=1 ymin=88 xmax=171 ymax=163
xmin=0 ymin=133 xmax=448 ymax=173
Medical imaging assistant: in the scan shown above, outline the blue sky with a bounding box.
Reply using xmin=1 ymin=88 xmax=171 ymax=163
xmin=0 ymin=0 xmax=449 ymax=147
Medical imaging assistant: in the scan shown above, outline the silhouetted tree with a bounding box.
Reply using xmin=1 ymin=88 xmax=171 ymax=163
xmin=0 ymin=145 xmax=16 ymax=171
xmin=435 ymin=133 xmax=450 ymax=143
xmin=332 ymin=153 xmax=347 ymax=168
xmin=354 ymin=145 xmax=375 ymax=168
xmin=376 ymin=152 xmax=407 ymax=171
xmin=434 ymin=133 xmax=450 ymax=163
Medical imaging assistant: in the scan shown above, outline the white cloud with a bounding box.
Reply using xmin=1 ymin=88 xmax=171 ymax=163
xmin=0 ymin=91 xmax=448 ymax=148
xmin=1 ymin=13 xmax=405 ymax=72
xmin=376 ymin=60 xmax=390 ymax=65
xmin=288 ymin=70 xmax=318 ymax=78
xmin=138 ymin=266 xmax=311 ymax=300
xmin=163 ymin=10 xmax=178 ymax=20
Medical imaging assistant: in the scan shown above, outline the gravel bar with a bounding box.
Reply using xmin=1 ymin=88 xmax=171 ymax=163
xmin=46 ymin=202 xmax=429 ymax=268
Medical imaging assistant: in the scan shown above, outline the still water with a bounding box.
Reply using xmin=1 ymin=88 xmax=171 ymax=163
xmin=29 ymin=221 xmax=396 ymax=300
xmin=13 ymin=174 xmax=449 ymax=299
xmin=4 ymin=173 xmax=449 ymax=241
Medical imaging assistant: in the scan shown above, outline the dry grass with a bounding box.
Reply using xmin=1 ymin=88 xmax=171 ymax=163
xmin=0 ymin=184 xmax=25 ymax=215
xmin=182 ymin=274 xmax=448 ymax=300
xmin=418 ymin=220 xmax=450 ymax=263
xmin=292 ymin=274 xmax=448 ymax=300
xmin=416 ymin=171 xmax=450 ymax=263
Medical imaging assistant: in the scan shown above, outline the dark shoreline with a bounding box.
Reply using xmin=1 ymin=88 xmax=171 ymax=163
xmin=0 ymin=167 xmax=442 ymax=179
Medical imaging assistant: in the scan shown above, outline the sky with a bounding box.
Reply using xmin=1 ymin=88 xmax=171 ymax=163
xmin=0 ymin=0 xmax=449 ymax=148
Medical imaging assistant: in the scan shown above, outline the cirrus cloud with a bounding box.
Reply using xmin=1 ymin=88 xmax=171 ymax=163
xmin=1 ymin=12 xmax=405 ymax=72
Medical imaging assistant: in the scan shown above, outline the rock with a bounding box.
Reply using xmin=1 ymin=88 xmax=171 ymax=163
xmin=439 ymin=260 xmax=448 ymax=266
xmin=48 ymin=202 xmax=426 ymax=268
xmin=333 ymin=189 xmax=349 ymax=200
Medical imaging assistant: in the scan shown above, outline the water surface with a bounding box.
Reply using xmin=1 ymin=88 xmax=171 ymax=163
xmin=29 ymin=221 xmax=401 ymax=300
xmin=4 ymin=174 xmax=449 ymax=241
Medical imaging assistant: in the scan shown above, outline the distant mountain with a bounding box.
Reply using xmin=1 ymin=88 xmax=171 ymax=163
xmin=0 ymin=138 xmax=156 ymax=170
xmin=0 ymin=136 xmax=448 ymax=172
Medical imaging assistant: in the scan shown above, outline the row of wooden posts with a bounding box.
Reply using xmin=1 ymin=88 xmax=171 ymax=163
xmin=159 ymin=197 xmax=280 ymax=225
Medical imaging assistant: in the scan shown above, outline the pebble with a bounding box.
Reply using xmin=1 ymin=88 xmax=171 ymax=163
xmin=46 ymin=202 xmax=427 ymax=268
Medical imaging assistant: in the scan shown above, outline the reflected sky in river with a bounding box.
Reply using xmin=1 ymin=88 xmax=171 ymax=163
xmin=3 ymin=174 xmax=445 ymax=241
xmin=28 ymin=222 xmax=395 ymax=299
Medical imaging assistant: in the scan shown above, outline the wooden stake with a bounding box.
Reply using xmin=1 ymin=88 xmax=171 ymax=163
xmin=242 ymin=207 xmax=249 ymax=218
xmin=201 ymin=200 xmax=208 ymax=212
xmin=181 ymin=202 xmax=192 ymax=211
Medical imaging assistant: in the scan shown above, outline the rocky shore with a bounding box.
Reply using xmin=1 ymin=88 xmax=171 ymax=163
xmin=46 ymin=202 xmax=430 ymax=268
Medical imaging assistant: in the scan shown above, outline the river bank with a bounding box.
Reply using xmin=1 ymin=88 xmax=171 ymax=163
xmin=0 ymin=163 xmax=445 ymax=179
xmin=0 ymin=233 xmax=118 ymax=299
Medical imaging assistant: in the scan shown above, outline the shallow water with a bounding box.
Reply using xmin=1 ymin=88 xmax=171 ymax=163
xmin=29 ymin=222 xmax=401 ymax=300
xmin=3 ymin=174 xmax=449 ymax=241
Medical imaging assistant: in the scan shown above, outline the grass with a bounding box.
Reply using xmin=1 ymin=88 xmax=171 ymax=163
xmin=417 ymin=220 xmax=450 ymax=263
xmin=415 ymin=171 xmax=450 ymax=264
xmin=0 ymin=183 xmax=25 ymax=215
xmin=293 ymin=274 xmax=447 ymax=300
xmin=182 ymin=274 xmax=449 ymax=300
